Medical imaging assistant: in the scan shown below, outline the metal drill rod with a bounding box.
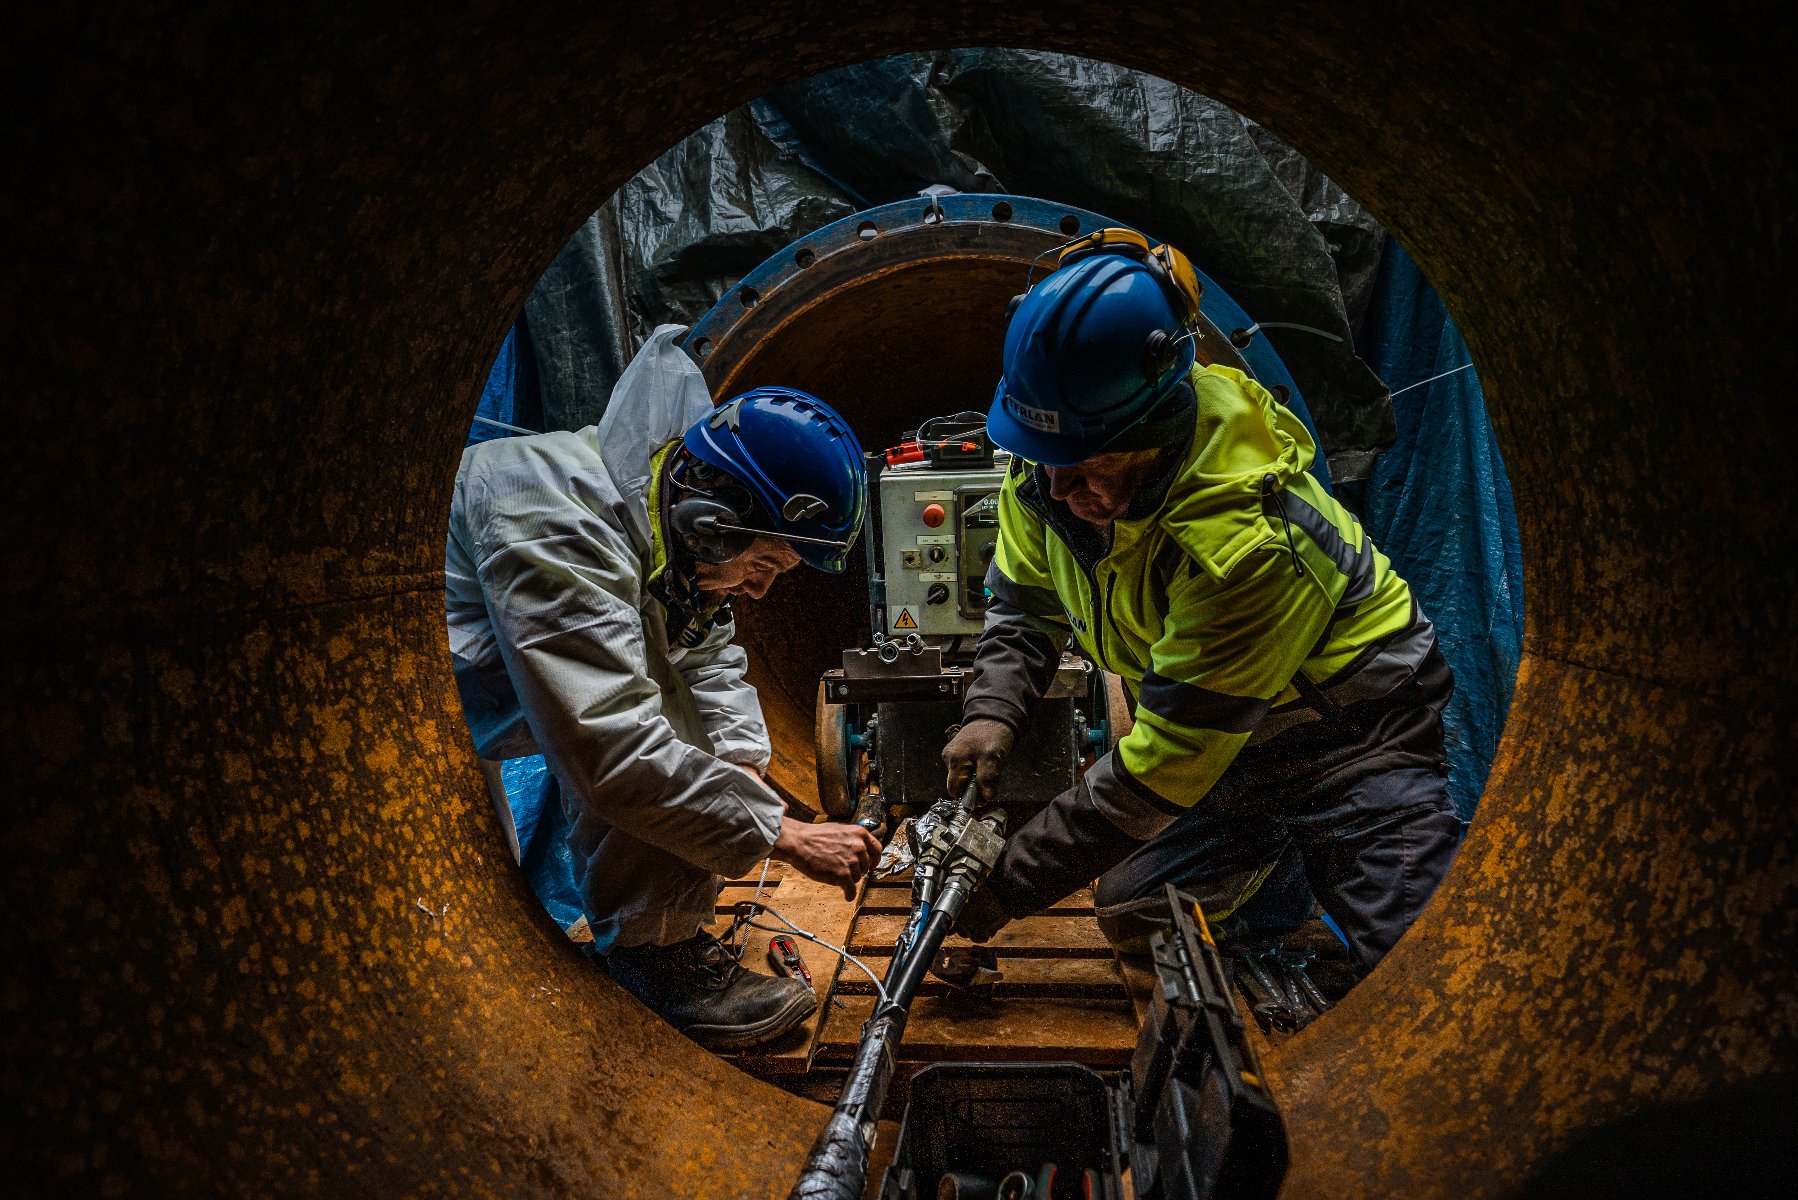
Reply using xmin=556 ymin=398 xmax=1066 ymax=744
xmin=785 ymin=910 xmax=956 ymax=1200
xmin=788 ymin=787 xmax=1001 ymax=1200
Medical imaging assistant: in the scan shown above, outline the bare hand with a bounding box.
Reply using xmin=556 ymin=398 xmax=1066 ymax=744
xmin=772 ymin=816 xmax=881 ymax=900
xmin=943 ymin=718 xmax=1017 ymax=806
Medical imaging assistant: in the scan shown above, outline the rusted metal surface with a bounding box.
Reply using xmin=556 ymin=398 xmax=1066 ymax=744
xmin=4 ymin=2 xmax=1793 ymax=1197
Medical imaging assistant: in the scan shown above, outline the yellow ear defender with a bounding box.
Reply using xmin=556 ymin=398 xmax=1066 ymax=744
xmin=1053 ymin=227 xmax=1204 ymax=382
xmin=1056 ymin=227 xmax=1204 ymax=329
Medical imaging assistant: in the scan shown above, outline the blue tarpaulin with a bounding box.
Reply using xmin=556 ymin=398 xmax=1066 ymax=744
xmin=499 ymin=758 xmax=594 ymax=949
xmin=466 ymin=318 xmax=542 ymax=447
xmin=1358 ymin=244 xmax=1526 ymax=820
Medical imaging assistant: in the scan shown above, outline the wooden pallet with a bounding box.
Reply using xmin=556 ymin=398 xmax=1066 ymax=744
xmin=703 ymin=863 xmax=857 ymax=1074
xmin=709 ymin=868 xmax=1140 ymax=1077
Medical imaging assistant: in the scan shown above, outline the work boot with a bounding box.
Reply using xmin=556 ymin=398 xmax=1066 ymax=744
xmin=606 ymin=932 xmax=817 ymax=1051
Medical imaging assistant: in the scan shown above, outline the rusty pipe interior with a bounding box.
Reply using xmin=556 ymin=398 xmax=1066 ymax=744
xmin=5 ymin=3 xmax=1793 ymax=1198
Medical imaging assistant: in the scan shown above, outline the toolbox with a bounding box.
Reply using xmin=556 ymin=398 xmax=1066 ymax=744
xmin=878 ymin=887 xmax=1288 ymax=1200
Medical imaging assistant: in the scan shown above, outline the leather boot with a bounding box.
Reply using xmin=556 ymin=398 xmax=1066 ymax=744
xmin=606 ymin=932 xmax=817 ymax=1050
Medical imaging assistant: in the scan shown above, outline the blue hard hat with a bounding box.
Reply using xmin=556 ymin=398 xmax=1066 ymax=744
xmin=988 ymin=251 xmax=1197 ymax=466
xmin=681 ymin=386 xmax=868 ymax=573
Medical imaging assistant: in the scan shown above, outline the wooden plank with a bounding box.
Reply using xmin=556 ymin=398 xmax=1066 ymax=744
xmin=834 ymin=954 xmax=1129 ymax=1001
xmin=1115 ymin=952 xmax=1159 ymax=1026
xmin=850 ymin=913 xmax=1115 ymax=956
xmin=855 ymin=899 xmax=1094 ymax=918
xmin=720 ymin=870 xmax=789 ymax=891
xmin=719 ymin=876 xmax=1143 ymax=1079
xmin=818 ymin=877 xmax=1139 ymax=1068
xmin=719 ymin=872 xmax=865 ymax=1074
xmin=815 ymin=995 xmax=1139 ymax=1066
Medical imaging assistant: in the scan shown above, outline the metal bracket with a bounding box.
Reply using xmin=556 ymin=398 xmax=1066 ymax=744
xmin=1044 ymin=653 xmax=1092 ymax=699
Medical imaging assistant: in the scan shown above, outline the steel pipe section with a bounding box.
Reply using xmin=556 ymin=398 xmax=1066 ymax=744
xmin=684 ymin=192 xmax=1291 ymax=801
xmin=5 ymin=4 xmax=1791 ymax=1197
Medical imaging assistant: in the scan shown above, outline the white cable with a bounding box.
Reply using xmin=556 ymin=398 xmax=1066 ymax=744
xmin=1238 ymin=320 xmax=1345 ymax=343
xmin=1388 ymin=361 xmax=1477 ymax=398
xmin=470 ymin=413 xmax=539 ymax=436
xmin=733 ymin=857 xmax=773 ymax=956
xmin=748 ymin=903 xmax=892 ymax=1007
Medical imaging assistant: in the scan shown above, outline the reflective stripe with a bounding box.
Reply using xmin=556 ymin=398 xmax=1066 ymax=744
xmin=1249 ymin=702 xmax=1319 ymax=745
xmin=1317 ymin=603 xmax=1437 ymax=707
xmin=984 ymin=561 xmax=1067 ymax=620
xmin=1138 ymin=668 xmax=1270 ymax=734
xmin=1266 ymin=488 xmax=1377 ymax=605
xmin=983 ymin=595 xmax=1072 ymax=642
xmin=1246 ymin=603 xmax=1439 ymax=744
xmin=1083 ymin=751 xmax=1184 ymax=840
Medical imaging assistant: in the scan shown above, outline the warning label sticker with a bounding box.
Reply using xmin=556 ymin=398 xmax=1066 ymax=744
xmin=893 ymin=608 xmax=918 ymax=630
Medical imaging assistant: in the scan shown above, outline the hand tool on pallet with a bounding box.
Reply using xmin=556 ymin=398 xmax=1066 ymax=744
xmin=768 ymin=934 xmax=814 ymax=989
xmin=788 ymin=782 xmax=1006 ymax=1200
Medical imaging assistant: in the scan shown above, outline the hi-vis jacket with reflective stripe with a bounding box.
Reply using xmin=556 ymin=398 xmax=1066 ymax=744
xmin=964 ymin=363 xmax=1438 ymax=843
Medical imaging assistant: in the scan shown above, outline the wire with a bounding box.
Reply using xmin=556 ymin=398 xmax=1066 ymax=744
xmin=744 ymin=903 xmax=892 ymax=1007
xmin=1022 ymin=231 xmax=1099 ymax=293
xmin=1235 ymin=320 xmax=1347 ymax=344
xmin=731 ymin=857 xmax=773 ymax=957
xmin=470 ymin=413 xmax=540 ymax=435
xmin=1388 ymin=361 xmax=1477 ymax=398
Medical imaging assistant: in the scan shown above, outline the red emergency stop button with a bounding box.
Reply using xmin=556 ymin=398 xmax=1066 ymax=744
xmin=922 ymin=502 xmax=946 ymax=528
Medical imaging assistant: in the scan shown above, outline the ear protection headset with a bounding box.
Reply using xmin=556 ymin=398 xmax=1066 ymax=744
xmin=667 ymin=454 xmax=844 ymax=565
xmin=1008 ymin=226 xmax=1205 ymax=385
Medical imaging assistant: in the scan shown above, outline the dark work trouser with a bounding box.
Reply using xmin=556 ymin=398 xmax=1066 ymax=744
xmin=1094 ymin=645 xmax=1464 ymax=976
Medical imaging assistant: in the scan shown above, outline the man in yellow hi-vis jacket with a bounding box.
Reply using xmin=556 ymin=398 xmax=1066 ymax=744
xmin=944 ymin=230 xmax=1461 ymax=981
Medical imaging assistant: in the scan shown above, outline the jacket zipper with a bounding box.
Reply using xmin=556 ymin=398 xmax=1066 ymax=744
xmin=1020 ymin=471 xmax=1120 ymax=672
xmin=1088 ymin=567 xmax=1112 ymax=670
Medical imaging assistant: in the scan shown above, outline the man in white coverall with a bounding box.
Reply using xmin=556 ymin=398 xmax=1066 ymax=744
xmin=446 ymin=326 xmax=879 ymax=1049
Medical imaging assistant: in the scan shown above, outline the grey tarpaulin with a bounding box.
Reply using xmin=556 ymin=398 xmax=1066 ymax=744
xmin=521 ymin=50 xmax=1393 ymax=480
xmin=525 ymin=106 xmax=858 ymax=432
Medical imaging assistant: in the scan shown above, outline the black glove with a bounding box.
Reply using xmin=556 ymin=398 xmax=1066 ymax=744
xmin=979 ymin=774 xmax=1148 ymax=921
xmin=943 ymin=718 xmax=1016 ymax=805
xmin=954 ymin=881 xmax=1015 ymax=944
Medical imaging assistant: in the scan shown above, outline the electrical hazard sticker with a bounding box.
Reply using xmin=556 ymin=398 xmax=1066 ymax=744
xmin=892 ymin=608 xmax=918 ymax=630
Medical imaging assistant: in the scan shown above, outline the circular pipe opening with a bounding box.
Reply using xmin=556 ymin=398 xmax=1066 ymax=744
xmin=17 ymin=17 xmax=1788 ymax=1200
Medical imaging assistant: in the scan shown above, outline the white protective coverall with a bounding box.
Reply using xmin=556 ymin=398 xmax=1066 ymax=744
xmin=445 ymin=325 xmax=783 ymax=950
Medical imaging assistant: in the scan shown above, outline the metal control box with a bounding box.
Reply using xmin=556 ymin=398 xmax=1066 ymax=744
xmin=877 ymin=461 xmax=1007 ymax=638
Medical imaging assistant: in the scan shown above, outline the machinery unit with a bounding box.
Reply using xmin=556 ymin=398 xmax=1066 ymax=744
xmin=873 ymin=415 xmax=1005 ymax=639
xmin=816 ymin=415 xmax=1120 ymax=829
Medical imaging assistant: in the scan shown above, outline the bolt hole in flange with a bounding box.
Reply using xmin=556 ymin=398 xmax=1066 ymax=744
xmin=795 ymin=247 xmax=816 ymax=268
xmin=1059 ymin=214 xmax=1081 ymax=235
xmin=992 ymin=201 xmax=1014 ymax=222
xmin=739 ymin=286 xmax=759 ymax=309
xmin=857 ymin=220 xmax=879 ymax=241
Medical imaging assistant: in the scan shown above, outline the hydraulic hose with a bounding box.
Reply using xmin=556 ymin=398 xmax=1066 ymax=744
xmin=786 ymin=908 xmax=955 ymax=1200
xmin=789 ymin=789 xmax=1002 ymax=1200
